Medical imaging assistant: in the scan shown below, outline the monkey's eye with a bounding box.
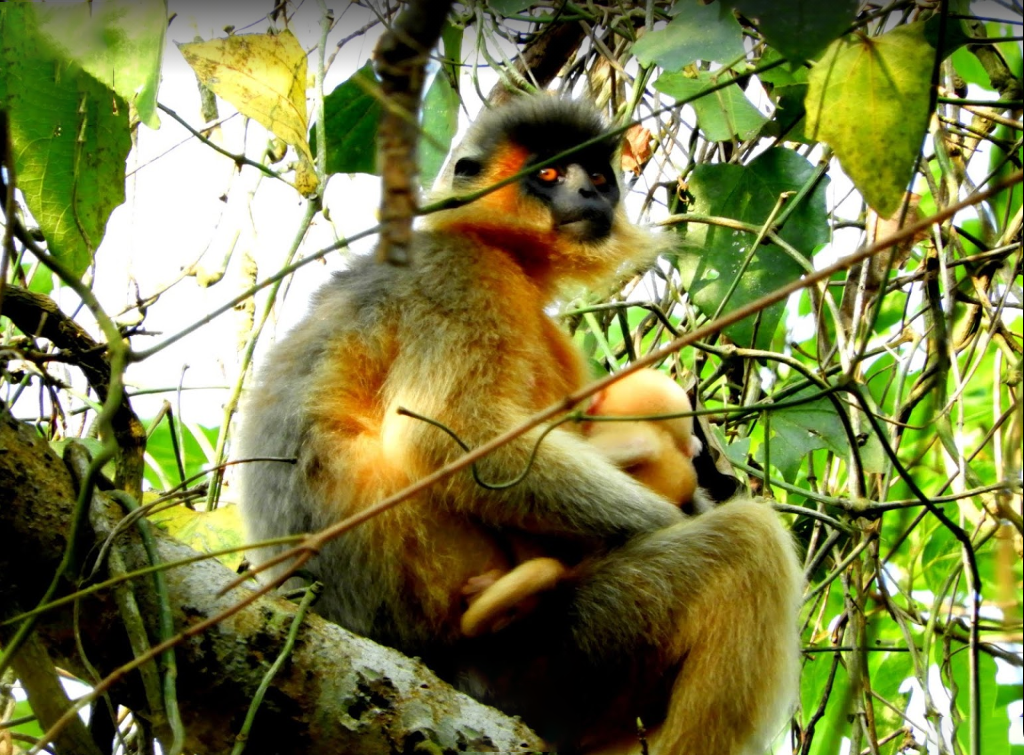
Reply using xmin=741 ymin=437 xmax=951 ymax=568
xmin=454 ymin=158 xmax=483 ymax=178
xmin=590 ymin=172 xmax=608 ymax=187
xmin=536 ymin=167 xmax=560 ymax=184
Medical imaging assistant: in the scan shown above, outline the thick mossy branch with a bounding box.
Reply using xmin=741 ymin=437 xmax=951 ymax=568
xmin=0 ymin=408 xmax=543 ymax=754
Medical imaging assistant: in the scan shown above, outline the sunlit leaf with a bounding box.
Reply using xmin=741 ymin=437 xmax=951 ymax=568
xmin=633 ymin=0 xmax=745 ymax=71
xmin=674 ymin=148 xmax=830 ymax=348
xmin=421 ymin=71 xmax=459 ymax=188
xmin=757 ymin=395 xmax=851 ymax=482
xmin=150 ymin=503 xmax=245 ymax=570
xmin=806 ymin=23 xmax=935 ymax=215
xmin=315 ymin=62 xmax=382 ymax=176
xmin=948 ymin=653 xmax=1010 ymax=754
xmin=723 ymin=0 xmax=858 ymax=63
xmin=144 ymin=421 xmax=218 ymax=490
xmin=179 ymin=30 xmax=317 ymax=194
xmin=655 ymin=71 xmax=767 ymax=141
xmin=0 ymin=5 xmax=130 ymax=278
xmin=31 ymin=0 xmax=166 ymax=128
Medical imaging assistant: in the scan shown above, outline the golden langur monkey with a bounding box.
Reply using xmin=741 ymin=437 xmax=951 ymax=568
xmin=238 ymin=95 xmax=803 ymax=754
xmin=460 ymin=368 xmax=704 ymax=638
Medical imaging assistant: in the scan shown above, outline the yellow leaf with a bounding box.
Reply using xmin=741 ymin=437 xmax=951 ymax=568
xmin=179 ymin=30 xmax=318 ymax=190
xmin=150 ymin=503 xmax=246 ymax=570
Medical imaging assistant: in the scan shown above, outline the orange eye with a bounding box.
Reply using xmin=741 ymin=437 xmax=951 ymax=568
xmin=537 ymin=167 xmax=560 ymax=183
xmin=590 ymin=172 xmax=608 ymax=187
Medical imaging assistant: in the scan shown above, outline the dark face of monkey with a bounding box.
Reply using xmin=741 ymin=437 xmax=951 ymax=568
xmin=449 ymin=97 xmax=623 ymax=243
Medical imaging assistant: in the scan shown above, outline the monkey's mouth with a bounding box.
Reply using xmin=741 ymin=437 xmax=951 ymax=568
xmin=556 ymin=213 xmax=612 ymax=242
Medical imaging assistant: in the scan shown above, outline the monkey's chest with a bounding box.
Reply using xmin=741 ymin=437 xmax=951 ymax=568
xmin=521 ymin=316 xmax=590 ymax=409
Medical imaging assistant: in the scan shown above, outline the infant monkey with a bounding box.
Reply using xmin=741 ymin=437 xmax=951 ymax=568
xmin=461 ymin=368 xmax=702 ymax=637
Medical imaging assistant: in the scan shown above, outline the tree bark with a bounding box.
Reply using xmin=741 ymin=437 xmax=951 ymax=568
xmin=0 ymin=408 xmax=543 ymax=754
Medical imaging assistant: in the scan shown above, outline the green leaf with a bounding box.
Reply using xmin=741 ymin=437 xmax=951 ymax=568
xmin=674 ymin=149 xmax=830 ymax=348
xmin=420 ymin=71 xmax=459 ymax=188
xmin=0 ymin=5 xmax=131 ymax=279
xmin=757 ymin=49 xmax=811 ymax=142
xmin=762 ymin=84 xmax=811 ymax=143
xmin=949 ymin=653 xmax=1010 ymax=755
xmin=24 ymin=265 xmax=55 ymax=296
xmin=144 ymin=421 xmax=218 ymax=491
xmin=654 ymin=71 xmax=767 ymax=141
xmin=805 ymin=654 xmax=852 ymax=755
xmin=805 ymin=23 xmax=936 ymax=216
xmin=921 ymin=521 xmax=957 ymax=594
xmin=439 ymin=19 xmax=463 ymax=89
xmin=30 ymin=0 xmax=166 ymax=128
xmin=11 ymin=699 xmax=45 ymax=740
xmin=723 ymin=0 xmax=859 ymax=64
xmin=314 ymin=62 xmax=382 ymax=176
xmin=922 ymin=14 xmax=976 ymax=58
xmin=758 ymin=394 xmax=851 ymax=482
xmin=757 ymin=48 xmax=809 ymax=88
xmin=633 ymin=0 xmax=745 ymax=71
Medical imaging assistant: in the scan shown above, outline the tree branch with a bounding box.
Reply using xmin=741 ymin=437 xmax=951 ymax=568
xmin=0 ymin=408 xmax=543 ymax=754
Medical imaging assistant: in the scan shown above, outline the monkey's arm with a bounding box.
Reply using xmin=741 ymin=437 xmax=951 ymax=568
xmin=388 ymin=390 xmax=685 ymax=540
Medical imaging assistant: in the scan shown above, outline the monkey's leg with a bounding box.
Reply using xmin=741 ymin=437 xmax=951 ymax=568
xmin=461 ymin=557 xmax=568 ymax=637
xmin=572 ymin=498 xmax=804 ymax=755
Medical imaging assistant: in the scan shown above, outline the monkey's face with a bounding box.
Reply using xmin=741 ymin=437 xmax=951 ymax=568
xmin=449 ymin=151 xmax=621 ymax=243
xmin=427 ymin=97 xmax=661 ymax=290
xmin=523 ymin=161 xmax=621 ymax=242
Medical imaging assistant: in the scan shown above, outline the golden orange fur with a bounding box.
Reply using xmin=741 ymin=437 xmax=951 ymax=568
xmin=239 ymin=96 xmax=803 ymax=753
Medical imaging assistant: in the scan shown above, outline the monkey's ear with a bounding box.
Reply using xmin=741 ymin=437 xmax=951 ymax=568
xmin=454 ymin=157 xmax=483 ymax=178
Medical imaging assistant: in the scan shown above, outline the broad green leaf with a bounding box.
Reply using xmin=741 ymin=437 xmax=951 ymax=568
xmin=922 ymin=13 xmax=976 ymax=58
xmin=869 ymin=651 xmax=913 ymax=733
xmin=674 ymin=149 xmax=830 ymax=348
xmin=806 ymin=659 xmax=852 ymax=755
xmin=806 ymin=23 xmax=936 ymax=216
xmin=11 ymin=699 xmax=44 ymax=740
xmin=921 ymin=521 xmax=957 ymax=594
xmin=723 ymin=0 xmax=859 ymax=63
xmin=439 ymin=19 xmax=463 ymax=89
xmin=764 ymin=85 xmax=811 ymax=143
xmin=757 ymin=49 xmax=811 ymax=142
xmin=0 ymin=5 xmax=131 ymax=278
xmin=757 ymin=48 xmax=809 ymax=88
xmin=757 ymin=394 xmax=851 ymax=482
xmin=633 ymin=0 xmax=745 ymax=71
xmin=950 ymin=46 xmax=991 ymax=88
xmin=654 ymin=71 xmax=767 ymax=141
xmin=179 ymin=30 xmax=318 ymax=195
xmin=31 ymin=0 xmax=166 ymax=128
xmin=25 ymin=265 xmax=55 ymax=296
xmin=315 ymin=62 xmax=382 ymax=176
xmin=144 ymin=421 xmax=218 ymax=490
xmin=871 ymin=651 xmax=911 ymax=701
xmin=150 ymin=503 xmax=245 ymax=570
xmin=420 ymin=71 xmax=459 ymax=188
xmin=718 ymin=430 xmax=751 ymax=470
xmin=948 ymin=653 xmax=1010 ymax=755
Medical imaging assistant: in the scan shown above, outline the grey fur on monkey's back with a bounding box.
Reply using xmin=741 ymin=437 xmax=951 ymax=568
xmin=237 ymin=242 xmax=490 ymax=644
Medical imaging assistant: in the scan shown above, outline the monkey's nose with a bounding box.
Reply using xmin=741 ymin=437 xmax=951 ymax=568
xmin=563 ymin=164 xmax=598 ymax=197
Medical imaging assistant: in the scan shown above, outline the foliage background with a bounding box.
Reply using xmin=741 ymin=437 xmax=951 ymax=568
xmin=0 ymin=1 xmax=1021 ymax=754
